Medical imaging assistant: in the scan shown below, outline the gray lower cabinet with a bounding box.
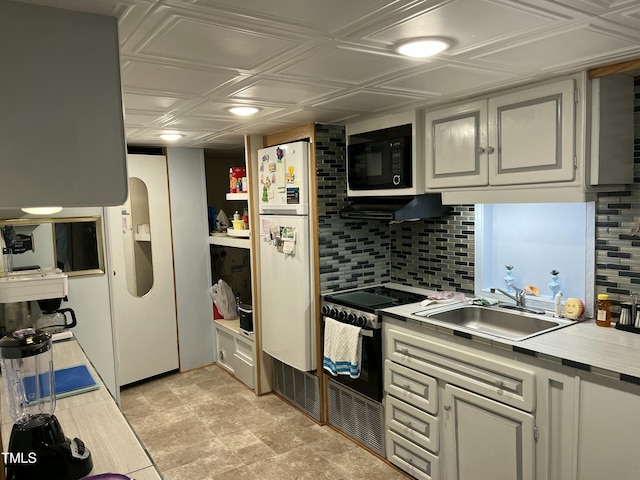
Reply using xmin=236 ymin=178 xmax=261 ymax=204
xmin=576 ymin=375 xmax=640 ymax=480
xmin=443 ymin=384 xmax=535 ymax=480
xmin=385 ymin=366 xmax=440 ymax=480
xmin=383 ymin=315 xmax=576 ymax=480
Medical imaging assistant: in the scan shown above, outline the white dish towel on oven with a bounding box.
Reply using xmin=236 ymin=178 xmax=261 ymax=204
xmin=323 ymin=317 xmax=362 ymax=379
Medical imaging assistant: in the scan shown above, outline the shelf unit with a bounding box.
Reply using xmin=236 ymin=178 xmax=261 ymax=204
xmin=226 ymin=192 xmax=249 ymax=201
xmin=210 ymin=192 xmax=251 ymax=248
xmin=213 ymin=318 xmax=255 ymax=389
xmin=209 ymin=235 xmax=251 ymax=249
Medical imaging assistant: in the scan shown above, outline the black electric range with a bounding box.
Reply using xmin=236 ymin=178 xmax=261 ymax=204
xmin=322 ymin=285 xmax=427 ymax=329
xmin=321 ymin=285 xmax=429 ymax=404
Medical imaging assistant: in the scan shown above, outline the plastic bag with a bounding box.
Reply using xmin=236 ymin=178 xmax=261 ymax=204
xmin=216 ymin=209 xmax=230 ymax=232
xmin=209 ymin=279 xmax=238 ymax=319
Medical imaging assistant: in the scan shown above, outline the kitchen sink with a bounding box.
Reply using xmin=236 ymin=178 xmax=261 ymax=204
xmin=415 ymin=304 xmax=577 ymax=341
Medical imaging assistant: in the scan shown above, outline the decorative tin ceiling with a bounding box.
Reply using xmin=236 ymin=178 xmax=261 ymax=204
xmin=15 ymin=0 xmax=640 ymax=153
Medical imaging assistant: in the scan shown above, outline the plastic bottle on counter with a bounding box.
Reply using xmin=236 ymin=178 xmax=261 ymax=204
xmin=596 ymin=293 xmax=611 ymax=327
xmin=242 ymin=207 xmax=249 ymax=229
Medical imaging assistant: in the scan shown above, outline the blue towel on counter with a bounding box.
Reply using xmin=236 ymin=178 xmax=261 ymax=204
xmin=323 ymin=317 xmax=362 ymax=379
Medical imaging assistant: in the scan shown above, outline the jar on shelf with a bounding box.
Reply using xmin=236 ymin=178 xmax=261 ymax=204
xmin=596 ymin=294 xmax=611 ymax=327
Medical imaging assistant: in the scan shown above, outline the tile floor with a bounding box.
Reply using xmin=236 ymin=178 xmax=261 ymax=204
xmin=120 ymin=364 xmax=408 ymax=480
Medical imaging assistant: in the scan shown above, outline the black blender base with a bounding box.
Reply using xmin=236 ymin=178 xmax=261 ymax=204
xmin=6 ymin=414 xmax=93 ymax=480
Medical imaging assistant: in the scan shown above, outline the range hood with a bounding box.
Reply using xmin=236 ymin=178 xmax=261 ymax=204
xmin=339 ymin=194 xmax=451 ymax=222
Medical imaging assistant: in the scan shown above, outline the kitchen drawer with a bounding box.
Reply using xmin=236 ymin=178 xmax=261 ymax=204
xmin=387 ymin=327 xmax=535 ymax=412
xmin=235 ymin=335 xmax=254 ymax=363
xmin=233 ymin=353 xmax=255 ymax=389
xmin=386 ymin=430 xmax=440 ymax=480
xmin=385 ymin=360 xmax=438 ymax=414
xmin=386 ymin=394 xmax=439 ymax=453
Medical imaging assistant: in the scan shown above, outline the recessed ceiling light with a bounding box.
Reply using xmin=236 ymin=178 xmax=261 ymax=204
xmin=21 ymin=206 xmax=63 ymax=215
xmin=159 ymin=133 xmax=184 ymax=141
xmin=394 ymin=37 xmax=453 ymax=58
xmin=227 ymin=106 xmax=260 ymax=116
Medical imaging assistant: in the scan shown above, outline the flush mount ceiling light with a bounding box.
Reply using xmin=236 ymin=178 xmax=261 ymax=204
xmin=394 ymin=37 xmax=453 ymax=58
xmin=21 ymin=206 xmax=63 ymax=215
xmin=159 ymin=133 xmax=184 ymax=141
xmin=227 ymin=106 xmax=260 ymax=116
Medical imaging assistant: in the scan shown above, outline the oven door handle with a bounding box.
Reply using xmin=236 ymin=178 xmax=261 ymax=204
xmin=360 ymin=329 xmax=373 ymax=338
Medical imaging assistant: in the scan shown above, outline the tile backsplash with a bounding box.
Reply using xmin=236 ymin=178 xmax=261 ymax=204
xmin=317 ymin=75 xmax=639 ymax=306
xmin=316 ymin=124 xmax=390 ymax=293
xmin=316 ymin=123 xmax=473 ymax=294
xmin=594 ymin=76 xmax=640 ymax=312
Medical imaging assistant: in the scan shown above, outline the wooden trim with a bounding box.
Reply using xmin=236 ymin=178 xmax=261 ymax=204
xmin=306 ymin=127 xmax=327 ymax=423
xmin=245 ymin=134 xmax=272 ymax=395
xmin=588 ymin=58 xmax=640 ymax=79
xmin=263 ymin=123 xmax=315 ymax=147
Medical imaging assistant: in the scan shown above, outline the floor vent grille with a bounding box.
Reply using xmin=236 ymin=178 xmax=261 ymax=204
xmin=272 ymin=359 xmax=320 ymax=421
xmin=328 ymin=380 xmax=385 ymax=457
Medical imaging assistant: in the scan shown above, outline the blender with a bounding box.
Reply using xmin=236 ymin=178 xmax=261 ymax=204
xmin=0 ymin=328 xmax=93 ymax=480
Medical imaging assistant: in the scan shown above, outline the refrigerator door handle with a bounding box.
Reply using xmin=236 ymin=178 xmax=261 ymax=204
xmin=260 ymin=208 xmax=301 ymax=215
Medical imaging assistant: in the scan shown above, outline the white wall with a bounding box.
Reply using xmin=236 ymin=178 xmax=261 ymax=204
xmin=50 ymin=207 xmax=117 ymax=399
xmin=476 ymin=202 xmax=595 ymax=316
xmin=167 ymin=148 xmax=214 ymax=370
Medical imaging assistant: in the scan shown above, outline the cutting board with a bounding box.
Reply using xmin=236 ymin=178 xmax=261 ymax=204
xmin=23 ymin=364 xmax=99 ymax=402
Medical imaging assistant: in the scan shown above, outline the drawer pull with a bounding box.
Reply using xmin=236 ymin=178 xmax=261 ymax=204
xmin=494 ymin=379 xmax=504 ymax=388
xmin=399 ymin=347 xmax=410 ymax=355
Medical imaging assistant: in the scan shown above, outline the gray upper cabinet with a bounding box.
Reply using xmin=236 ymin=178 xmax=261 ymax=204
xmin=0 ymin=1 xmax=127 ymax=209
xmin=426 ymin=78 xmax=576 ymax=190
xmin=425 ymin=72 xmax=634 ymax=204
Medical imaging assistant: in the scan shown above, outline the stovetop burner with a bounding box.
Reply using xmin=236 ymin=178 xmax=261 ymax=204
xmin=324 ymin=285 xmax=427 ymax=313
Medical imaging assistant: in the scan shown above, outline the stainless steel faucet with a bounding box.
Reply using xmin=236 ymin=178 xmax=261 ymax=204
xmin=493 ymin=286 xmax=526 ymax=307
xmin=491 ymin=286 xmax=545 ymax=315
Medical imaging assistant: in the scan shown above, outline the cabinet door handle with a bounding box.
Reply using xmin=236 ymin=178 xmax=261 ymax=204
xmin=478 ymin=147 xmax=485 ymax=154
xmin=443 ymin=404 xmax=451 ymax=411
xmin=487 ymin=146 xmax=495 ymax=154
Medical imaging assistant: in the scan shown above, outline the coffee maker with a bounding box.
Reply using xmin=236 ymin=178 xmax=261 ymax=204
xmin=0 ymin=328 xmax=93 ymax=479
xmin=35 ymin=298 xmax=77 ymax=334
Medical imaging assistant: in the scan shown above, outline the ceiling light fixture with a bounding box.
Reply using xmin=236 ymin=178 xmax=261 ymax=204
xmin=227 ymin=106 xmax=260 ymax=116
xmin=159 ymin=133 xmax=184 ymax=141
xmin=21 ymin=206 xmax=63 ymax=215
xmin=394 ymin=37 xmax=453 ymax=58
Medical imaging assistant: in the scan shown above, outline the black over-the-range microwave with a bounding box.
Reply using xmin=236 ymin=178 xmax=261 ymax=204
xmin=347 ymin=136 xmax=412 ymax=192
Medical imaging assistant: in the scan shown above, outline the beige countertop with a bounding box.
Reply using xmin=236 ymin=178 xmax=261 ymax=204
xmin=382 ymin=301 xmax=640 ymax=382
xmin=1 ymin=337 xmax=161 ymax=480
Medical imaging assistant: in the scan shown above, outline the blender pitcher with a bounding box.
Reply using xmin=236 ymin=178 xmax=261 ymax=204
xmin=0 ymin=328 xmax=93 ymax=480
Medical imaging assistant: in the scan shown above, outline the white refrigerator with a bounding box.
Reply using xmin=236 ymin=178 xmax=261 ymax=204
xmin=257 ymin=141 xmax=315 ymax=372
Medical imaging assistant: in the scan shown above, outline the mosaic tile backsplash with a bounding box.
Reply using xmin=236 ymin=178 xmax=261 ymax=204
xmin=315 ymin=123 xmax=474 ymax=294
xmin=317 ymin=76 xmax=639 ymax=307
xmin=316 ymin=124 xmax=391 ymax=293
xmin=595 ymin=76 xmax=640 ymax=313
